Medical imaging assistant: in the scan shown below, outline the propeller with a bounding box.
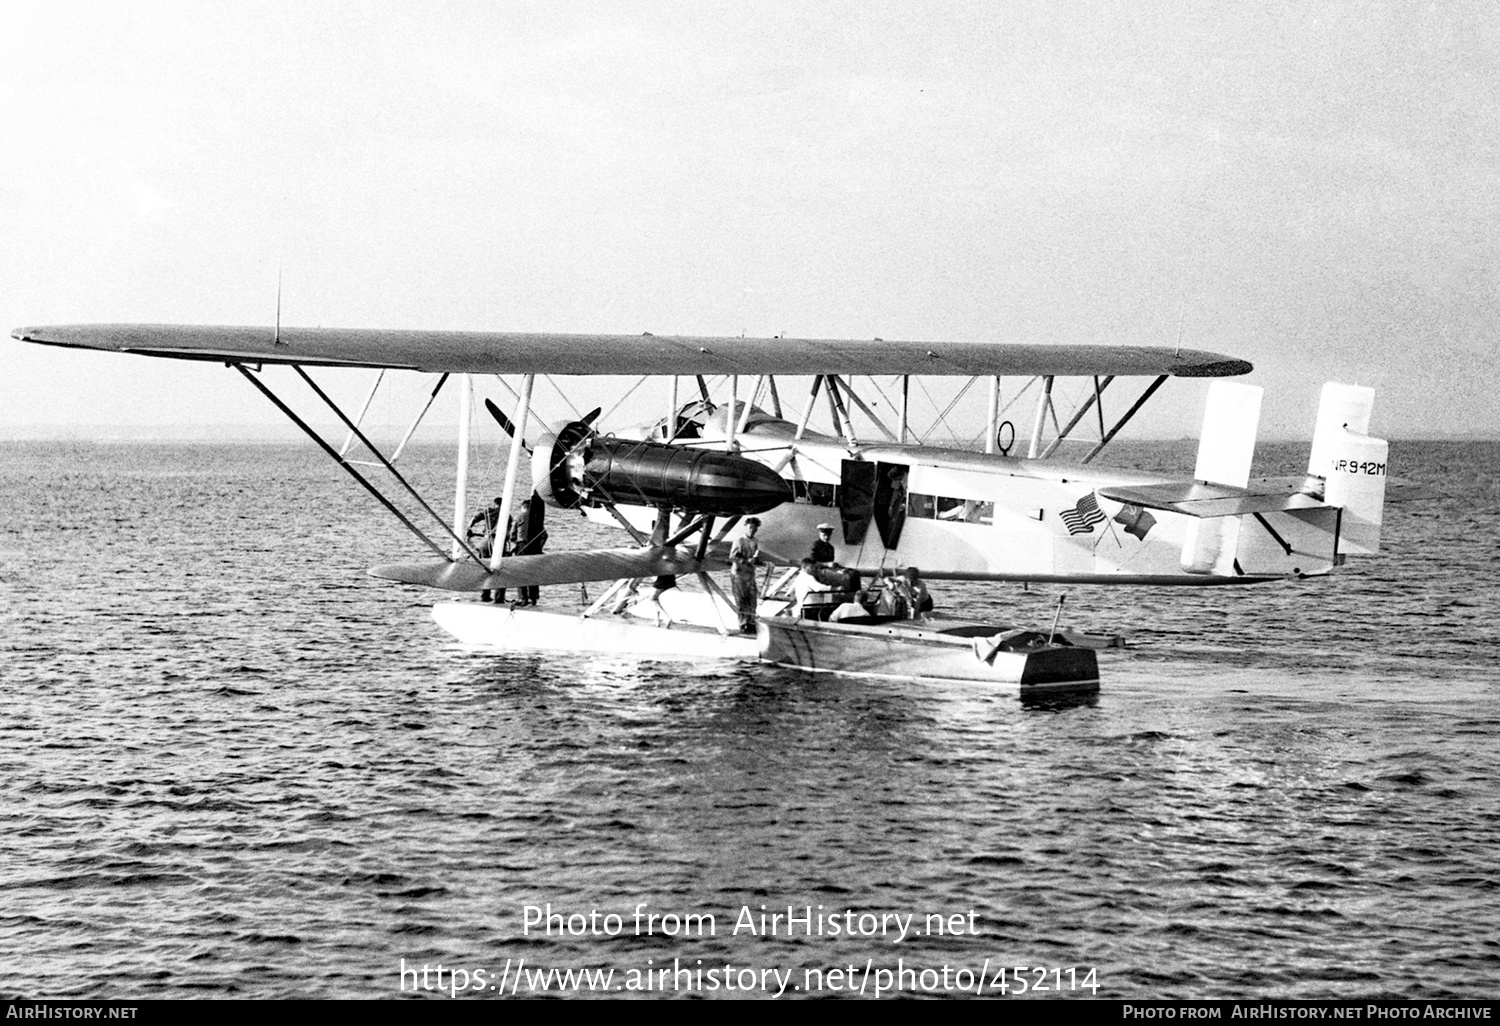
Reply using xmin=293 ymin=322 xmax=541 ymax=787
xmin=484 ymin=398 xmax=531 ymax=454
xmin=485 ymin=402 xmax=598 ymax=454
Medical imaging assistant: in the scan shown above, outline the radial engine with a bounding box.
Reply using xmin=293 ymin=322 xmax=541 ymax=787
xmin=531 ymin=419 xmax=790 ymax=516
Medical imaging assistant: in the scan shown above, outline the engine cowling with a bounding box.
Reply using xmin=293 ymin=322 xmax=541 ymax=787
xmin=531 ymin=420 xmax=790 ymax=515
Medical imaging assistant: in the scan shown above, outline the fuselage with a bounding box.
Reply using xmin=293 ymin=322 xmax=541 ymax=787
xmin=591 ymin=409 xmax=1344 ymax=585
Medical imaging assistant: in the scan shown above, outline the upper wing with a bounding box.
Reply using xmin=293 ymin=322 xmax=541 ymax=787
xmin=12 ymin=323 xmax=1252 ymax=378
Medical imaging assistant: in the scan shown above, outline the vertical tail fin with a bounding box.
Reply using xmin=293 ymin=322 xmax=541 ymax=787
xmin=1309 ymin=383 xmax=1387 ymax=555
xmin=1181 ymin=380 xmax=1263 ymax=574
xmin=1194 ymin=380 xmax=1263 ymax=488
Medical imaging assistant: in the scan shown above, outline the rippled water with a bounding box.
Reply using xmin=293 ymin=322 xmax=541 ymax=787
xmin=1 ymin=439 xmax=1497 ymax=999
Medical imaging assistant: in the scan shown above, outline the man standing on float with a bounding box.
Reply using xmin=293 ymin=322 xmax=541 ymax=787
xmin=728 ymin=517 xmax=762 ymax=633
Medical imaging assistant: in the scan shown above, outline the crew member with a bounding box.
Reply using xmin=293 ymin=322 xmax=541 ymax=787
xmin=648 ymin=574 xmax=676 ymax=628
xmin=828 ymin=588 xmax=875 ymax=623
xmin=728 ymin=517 xmax=762 ymax=633
xmin=793 ymin=557 xmax=831 ymax=616
xmin=873 ymin=569 xmax=908 ymax=619
xmin=509 ymin=493 xmax=548 ymax=606
xmin=902 ymin=566 xmax=932 ymax=617
xmin=809 ymin=523 xmax=836 ymax=564
xmin=493 ymin=514 xmax=517 ymax=604
xmin=467 ymin=497 xmax=505 ymax=603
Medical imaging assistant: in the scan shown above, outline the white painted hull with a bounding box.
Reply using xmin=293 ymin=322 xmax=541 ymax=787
xmin=432 ymin=601 xmax=758 ymax=661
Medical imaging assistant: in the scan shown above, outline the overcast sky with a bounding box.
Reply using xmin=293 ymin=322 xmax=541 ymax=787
xmin=3 ymin=1 xmax=1496 ymax=442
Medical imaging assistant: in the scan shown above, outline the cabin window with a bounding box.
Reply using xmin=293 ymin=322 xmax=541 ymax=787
xmin=935 ymin=496 xmax=965 ymax=520
xmin=963 ymin=500 xmax=995 ymax=524
xmin=792 ymin=480 xmax=838 ymax=507
xmin=906 ymin=492 xmax=992 ymax=525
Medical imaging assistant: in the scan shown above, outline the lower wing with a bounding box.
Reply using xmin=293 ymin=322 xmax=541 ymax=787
xmin=368 ymin=546 xmax=727 ymax=592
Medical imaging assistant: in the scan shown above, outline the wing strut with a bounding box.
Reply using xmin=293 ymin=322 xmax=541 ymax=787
xmin=825 ymin=375 xmax=857 ymax=447
xmin=665 ymin=513 xmax=713 ymax=548
xmin=1095 ymin=375 xmax=1108 ymax=438
xmin=602 ymin=374 xmax=651 ymax=426
xmin=735 ymin=375 xmax=763 ymax=437
xmin=900 ymin=376 xmax=909 ymax=443
xmin=727 ymin=375 xmax=739 ymax=449
xmin=453 ymin=374 xmax=472 ymax=560
xmin=292 ymin=366 xmax=486 ymax=563
xmin=985 ymin=376 xmax=1000 ymax=454
xmin=769 ymin=375 xmax=826 ymax=475
xmin=337 ymin=370 xmax=450 ymax=466
xmin=338 ymin=369 xmax=387 ymax=459
xmin=1027 ymin=376 xmax=1055 ymax=458
xmin=598 ymin=501 xmax=651 ymax=546
xmin=1082 ymin=375 xmax=1169 ymax=464
xmin=667 ymin=376 xmax=678 ymax=441
xmin=233 ymin=364 xmax=455 ymax=561
xmin=390 ymin=372 xmax=449 ymax=463
xmin=489 ymin=374 xmax=534 ymax=571
xmin=918 ymin=375 xmax=980 ymax=447
xmin=1040 ymin=375 xmax=1116 ymax=459
xmin=793 ymin=375 xmax=823 ymax=442
xmin=835 ymin=376 xmax=896 ymax=442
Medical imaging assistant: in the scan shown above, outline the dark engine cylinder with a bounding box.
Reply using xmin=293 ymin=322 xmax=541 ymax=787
xmin=533 ymin=421 xmax=789 ymax=515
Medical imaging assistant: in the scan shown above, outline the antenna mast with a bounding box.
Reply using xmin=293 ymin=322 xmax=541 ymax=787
xmin=274 ymin=266 xmax=286 ymax=347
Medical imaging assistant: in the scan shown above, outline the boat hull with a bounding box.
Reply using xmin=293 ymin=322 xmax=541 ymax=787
xmin=758 ymin=616 xmax=1099 ymax=689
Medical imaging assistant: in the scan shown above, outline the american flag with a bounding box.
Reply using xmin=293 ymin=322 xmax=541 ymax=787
xmin=1061 ymin=492 xmax=1106 ymax=535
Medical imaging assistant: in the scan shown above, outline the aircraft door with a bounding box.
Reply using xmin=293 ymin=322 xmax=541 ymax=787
xmin=838 ymin=460 xmax=877 ymax=545
xmin=872 ymin=463 xmax=908 ymax=549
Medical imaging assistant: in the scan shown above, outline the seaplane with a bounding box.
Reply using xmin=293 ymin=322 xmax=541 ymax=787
xmin=10 ymin=323 xmax=1389 ymax=686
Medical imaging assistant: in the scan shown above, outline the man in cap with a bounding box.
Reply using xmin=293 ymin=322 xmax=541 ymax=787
xmin=809 ymin=523 xmax=836 ymax=565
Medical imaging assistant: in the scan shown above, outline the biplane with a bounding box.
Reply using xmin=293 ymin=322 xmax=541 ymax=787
xmin=10 ymin=323 xmax=1388 ymax=662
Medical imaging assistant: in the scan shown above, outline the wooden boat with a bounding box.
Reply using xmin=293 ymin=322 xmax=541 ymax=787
xmin=757 ymin=610 xmax=1100 ymax=690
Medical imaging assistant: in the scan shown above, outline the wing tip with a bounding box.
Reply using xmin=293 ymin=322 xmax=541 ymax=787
xmin=1174 ymin=356 xmax=1254 ymax=377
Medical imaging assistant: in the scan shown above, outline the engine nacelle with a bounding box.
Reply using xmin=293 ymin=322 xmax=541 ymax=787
xmin=532 ymin=419 xmax=790 ymax=516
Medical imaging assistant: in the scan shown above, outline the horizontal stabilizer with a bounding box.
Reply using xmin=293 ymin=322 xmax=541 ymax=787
xmin=1100 ymin=478 xmax=1329 ymax=519
xmin=369 ymin=546 xmax=727 ymax=592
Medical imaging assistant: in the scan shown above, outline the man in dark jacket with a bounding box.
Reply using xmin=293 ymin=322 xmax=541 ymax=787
xmin=510 ymin=494 xmax=548 ymax=606
xmin=809 ymin=523 xmax=836 ymax=564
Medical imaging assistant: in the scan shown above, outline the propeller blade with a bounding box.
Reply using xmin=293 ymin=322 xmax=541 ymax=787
xmin=484 ymin=398 xmax=531 ymax=453
xmin=582 ymin=407 xmax=602 ymax=426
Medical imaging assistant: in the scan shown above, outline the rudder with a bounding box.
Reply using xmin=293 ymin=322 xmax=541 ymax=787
xmin=1308 ymin=383 xmax=1387 ymax=555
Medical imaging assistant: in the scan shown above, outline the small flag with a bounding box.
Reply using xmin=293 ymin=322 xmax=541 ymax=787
xmin=1113 ymin=503 xmax=1157 ymax=541
xmin=1060 ymin=492 xmax=1106 ymax=535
